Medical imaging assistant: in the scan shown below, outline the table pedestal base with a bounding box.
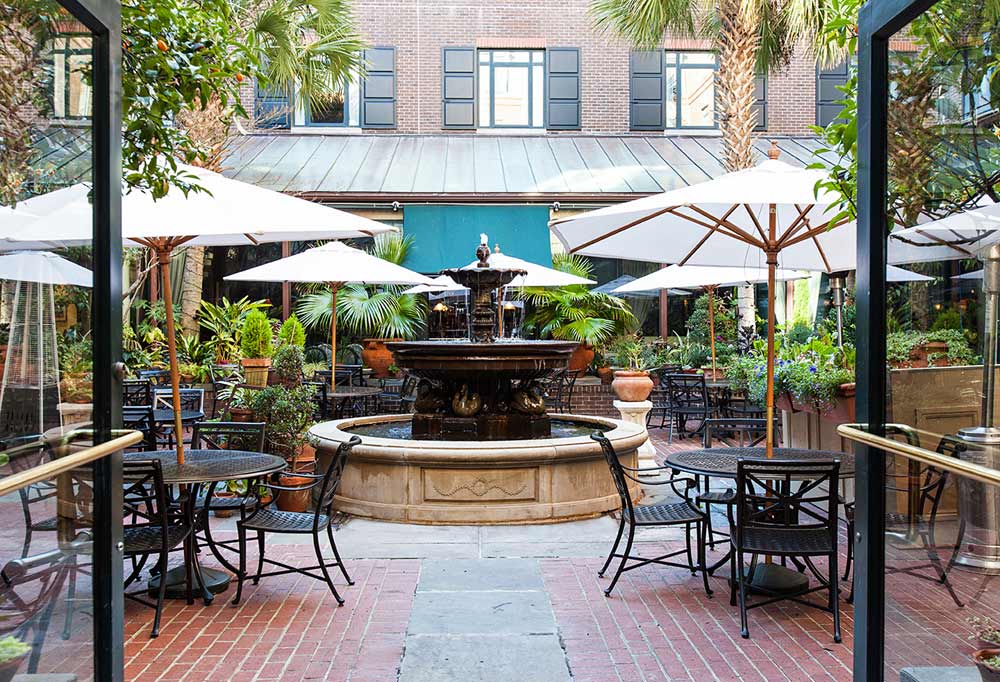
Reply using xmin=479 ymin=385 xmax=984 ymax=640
xmin=738 ymin=563 xmax=809 ymax=595
xmin=148 ymin=565 xmax=231 ymax=600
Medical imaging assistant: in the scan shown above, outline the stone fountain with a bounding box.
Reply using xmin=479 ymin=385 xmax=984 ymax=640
xmin=309 ymin=236 xmax=644 ymax=524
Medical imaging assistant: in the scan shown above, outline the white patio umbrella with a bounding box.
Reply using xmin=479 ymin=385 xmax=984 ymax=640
xmin=552 ymin=143 xmax=850 ymax=456
xmin=461 ymin=247 xmax=596 ymax=288
xmin=401 ymin=274 xmax=468 ymax=295
xmin=6 ymin=166 xmax=397 ymax=463
xmin=614 ymin=264 xmax=807 ymax=373
xmin=0 ymin=251 xmax=92 ymax=287
xmin=886 ymin=265 xmax=934 ymax=282
xmin=954 ymin=269 xmax=984 ymax=280
xmin=225 ymin=241 xmax=434 ymax=388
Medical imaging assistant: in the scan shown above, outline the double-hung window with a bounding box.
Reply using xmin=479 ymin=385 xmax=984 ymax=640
xmin=49 ymin=35 xmax=92 ymax=119
xmin=305 ymin=80 xmax=361 ymax=127
xmin=478 ymin=50 xmax=545 ymax=128
xmin=666 ymin=51 xmax=717 ymax=129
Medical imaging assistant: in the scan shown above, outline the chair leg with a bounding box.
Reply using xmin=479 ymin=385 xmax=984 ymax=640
xmin=231 ymin=524 xmax=247 ymax=606
xmin=604 ymin=524 xmax=634 ymax=597
xmin=183 ymin=541 xmax=194 ymax=606
xmin=150 ymin=553 xmax=169 ymax=638
xmin=925 ymin=525 xmax=964 ymax=608
xmin=830 ymin=551 xmax=842 ymax=643
xmin=842 ymin=518 xmax=854 ymax=581
xmin=684 ymin=522 xmax=695 ymax=575
xmin=313 ymin=531 xmax=344 ymax=606
xmin=203 ymin=516 xmax=240 ymax=574
xmin=736 ymin=549 xmax=750 ymax=639
xmin=599 ymin=515 xmax=626 ymax=578
xmin=253 ymin=532 xmax=266 ymax=585
xmin=667 ymin=413 xmax=675 ymax=444
xmin=699 ymin=520 xmax=712 ymax=598
xmin=327 ymin=524 xmax=353 ymax=585
xmin=62 ymin=556 xmax=77 ymax=640
xmin=729 ymin=547 xmax=738 ymax=606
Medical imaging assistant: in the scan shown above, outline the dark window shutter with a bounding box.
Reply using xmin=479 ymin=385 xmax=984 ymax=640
xmin=254 ymin=79 xmax=291 ymax=129
xmin=752 ymin=75 xmax=767 ymax=131
xmin=817 ymin=58 xmax=850 ymax=127
xmin=630 ymin=51 xmax=664 ymax=131
xmin=546 ymin=47 xmax=580 ymax=130
xmin=442 ymin=47 xmax=476 ymax=129
xmin=362 ymin=47 xmax=396 ymax=128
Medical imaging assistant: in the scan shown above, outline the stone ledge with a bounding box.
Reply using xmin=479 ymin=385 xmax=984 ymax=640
xmin=900 ymin=667 xmax=979 ymax=682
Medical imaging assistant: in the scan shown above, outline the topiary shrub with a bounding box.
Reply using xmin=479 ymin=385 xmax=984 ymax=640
xmin=277 ymin=314 xmax=307 ymax=348
xmin=240 ymin=310 xmax=274 ymax=359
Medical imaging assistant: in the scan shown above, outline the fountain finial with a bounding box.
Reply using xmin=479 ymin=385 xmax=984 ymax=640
xmin=494 ymin=244 xmax=500 ymax=253
xmin=476 ymin=234 xmax=490 ymax=268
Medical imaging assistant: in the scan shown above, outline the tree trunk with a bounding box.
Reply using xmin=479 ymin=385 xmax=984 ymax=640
xmin=179 ymin=246 xmax=205 ymax=336
xmin=716 ymin=0 xmax=759 ymax=174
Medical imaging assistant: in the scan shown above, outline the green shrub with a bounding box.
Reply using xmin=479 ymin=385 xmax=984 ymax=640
xmin=273 ymin=345 xmax=305 ymax=384
xmin=886 ymin=329 xmax=977 ymax=367
xmin=931 ymin=308 xmax=962 ymax=331
xmin=239 ymin=310 xmax=274 ymax=360
xmin=685 ymin=293 xmax=737 ymax=354
xmin=0 ymin=636 xmax=29 ymax=663
xmin=277 ymin=315 xmax=307 ymax=347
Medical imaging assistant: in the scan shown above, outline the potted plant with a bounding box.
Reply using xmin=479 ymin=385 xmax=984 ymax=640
xmin=198 ymin=297 xmax=269 ymax=364
xmin=277 ymin=314 xmax=306 ymax=348
xmin=249 ymin=384 xmax=317 ymax=512
xmin=216 ymin=375 xmax=255 ymax=421
xmin=606 ymin=335 xmax=656 ymax=402
xmin=272 ymin=344 xmax=306 ymax=388
xmin=0 ymin=636 xmax=29 ymax=682
xmin=518 ymin=254 xmax=636 ymax=372
xmin=970 ymin=616 xmax=1000 ymax=650
xmin=975 ymin=650 xmax=1000 ymax=682
xmin=240 ymin=310 xmax=274 ymax=387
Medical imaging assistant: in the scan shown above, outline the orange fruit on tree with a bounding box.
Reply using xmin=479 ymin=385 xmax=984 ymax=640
xmin=156 ymin=39 xmax=168 ymax=52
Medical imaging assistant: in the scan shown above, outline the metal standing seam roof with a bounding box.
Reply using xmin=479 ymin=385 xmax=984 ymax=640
xmin=222 ymin=134 xmax=831 ymax=201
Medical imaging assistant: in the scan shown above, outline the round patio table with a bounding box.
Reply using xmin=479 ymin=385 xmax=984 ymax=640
xmin=151 ymin=408 xmax=204 ymax=425
xmin=123 ymin=449 xmax=285 ymax=601
xmin=329 ymin=385 xmax=382 ymax=418
xmin=664 ymin=446 xmax=853 ymax=594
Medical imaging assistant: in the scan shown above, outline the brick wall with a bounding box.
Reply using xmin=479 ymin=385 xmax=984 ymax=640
xmin=565 ymin=378 xmax=619 ymax=418
xmin=240 ymin=0 xmax=820 ymax=136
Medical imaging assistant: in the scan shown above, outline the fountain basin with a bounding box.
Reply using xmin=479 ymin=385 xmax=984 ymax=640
xmin=310 ymin=413 xmax=645 ymax=524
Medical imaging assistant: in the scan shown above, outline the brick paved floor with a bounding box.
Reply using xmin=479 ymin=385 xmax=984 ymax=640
xmin=10 ymin=428 xmax=999 ymax=681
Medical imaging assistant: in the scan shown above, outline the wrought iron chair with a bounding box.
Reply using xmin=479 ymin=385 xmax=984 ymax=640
xmin=190 ymin=422 xmax=267 ymax=572
xmin=844 ymin=430 xmax=964 ymax=607
xmin=730 ymin=458 xmax=842 ymax=642
xmin=208 ymin=364 xmax=240 ymax=418
xmin=122 ymin=405 xmax=157 ymax=452
xmin=399 ymin=375 xmax=419 ymax=413
xmin=647 ymin=365 xmax=682 ymax=428
xmin=123 ymin=378 xmax=153 ymax=407
xmin=544 ymin=368 xmax=579 ymax=413
xmin=122 ymin=459 xmax=200 ymax=637
xmin=664 ymin=373 xmax=713 ymax=443
xmin=4 ymin=436 xmax=70 ymax=559
xmin=153 ymin=388 xmax=205 ymax=447
xmin=231 ymin=436 xmax=361 ymax=606
xmin=592 ymin=433 xmax=713 ymax=598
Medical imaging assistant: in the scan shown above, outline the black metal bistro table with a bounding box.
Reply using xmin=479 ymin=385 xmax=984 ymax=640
xmin=664 ymin=446 xmax=854 ymax=594
xmin=123 ymin=449 xmax=285 ymax=601
xmin=151 ymin=408 xmax=205 ymax=425
xmin=328 ymin=385 xmax=382 ymax=419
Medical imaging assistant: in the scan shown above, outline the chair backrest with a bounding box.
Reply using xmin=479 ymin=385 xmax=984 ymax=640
xmin=881 ymin=431 xmax=963 ymax=520
xmin=656 ymin=365 xmax=683 ymax=383
xmin=153 ymin=388 xmax=204 ymax=413
xmin=335 ymin=365 xmax=363 ymax=386
xmin=191 ymin=421 xmax=265 ymax=452
xmin=123 ymin=379 xmax=153 ymax=407
xmin=121 ymin=459 xmax=172 ymax=546
xmin=666 ymin=373 xmax=708 ymax=407
xmin=209 ymin=364 xmax=240 ymax=385
xmin=734 ymin=458 xmax=840 ymax=546
xmin=122 ymin=405 xmax=156 ymax=451
xmin=591 ymin=432 xmax=634 ymax=519
xmin=315 ymin=436 xmax=361 ymax=521
xmin=703 ymin=418 xmax=775 ymax=448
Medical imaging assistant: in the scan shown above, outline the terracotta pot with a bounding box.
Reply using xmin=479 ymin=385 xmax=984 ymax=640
xmin=293 ymin=443 xmax=317 ymax=473
xmin=212 ymin=491 xmax=237 ymax=518
xmin=362 ymin=339 xmax=400 ymax=378
xmin=276 ymin=473 xmax=313 ymax=513
xmin=0 ymin=654 xmax=26 ymax=682
xmin=701 ymin=366 xmax=724 ymax=380
xmin=596 ymin=366 xmax=614 ymax=385
xmin=611 ymin=370 xmax=654 ymax=402
xmin=975 ymin=649 xmax=1000 ymax=682
xmin=567 ymin=343 xmax=595 ymax=373
xmin=821 ymin=383 xmax=856 ymax=424
xmin=229 ymin=407 xmax=254 ymax=422
xmin=241 ymin=357 xmax=271 ymax=387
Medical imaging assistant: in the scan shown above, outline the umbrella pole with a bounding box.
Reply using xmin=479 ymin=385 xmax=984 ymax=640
xmin=156 ymin=246 xmax=186 ymax=465
xmin=329 ymin=283 xmax=341 ymax=393
xmin=707 ymin=285 xmax=717 ymax=375
xmin=765 ymin=209 xmax=778 ymax=459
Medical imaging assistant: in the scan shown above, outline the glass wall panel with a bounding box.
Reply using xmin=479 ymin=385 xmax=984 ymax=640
xmin=0 ymin=2 xmax=107 ymax=678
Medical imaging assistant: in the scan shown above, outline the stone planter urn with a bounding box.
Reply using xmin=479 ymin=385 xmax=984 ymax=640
xmin=611 ymin=370 xmax=653 ymax=402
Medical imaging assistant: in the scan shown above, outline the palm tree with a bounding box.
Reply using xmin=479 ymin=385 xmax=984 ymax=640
xmin=236 ymin=0 xmax=367 ymax=108
xmin=590 ymin=0 xmax=834 ymax=172
xmin=295 ymin=234 xmax=428 ymax=341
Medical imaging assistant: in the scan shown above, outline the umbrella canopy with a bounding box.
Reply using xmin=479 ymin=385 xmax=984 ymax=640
xmin=226 ymin=241 xmax=433 ymax=390
xmin=401 ymin=274 xmax=469 ymax=295
xmin=3 ymin=169 xmax=397 ymax=464
xmin=550 ymin=143 xmax=851 ymax=456
xmin=886 ymin=265 xmax=934 ymax=282
xmin=592 ymin=274 xmax=686 ymax=297
xmin=890 ymin=202 xmax=1000 ymax=261
xmin=0 ymin=251 xmax=92 ymax=287
xmin=461 ymin=249 xmax=595 ymax=287
xmin=612 ymin=264 xmax=806 ymax=293
xmin=954 ymin=269 xmax=984 ymax=280
xmin=0 ymin=185 xmax=93 ymax=250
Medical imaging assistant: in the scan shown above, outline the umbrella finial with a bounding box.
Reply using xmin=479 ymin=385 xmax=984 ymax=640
xmin=494 ymin=243 xmax=500 ymax=253
xmin=768 ymin=141 xmax=780 ymax=160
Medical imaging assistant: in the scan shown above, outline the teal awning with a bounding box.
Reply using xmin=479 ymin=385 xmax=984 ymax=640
xmin=403 ymin=205 xmax=552 ymax=274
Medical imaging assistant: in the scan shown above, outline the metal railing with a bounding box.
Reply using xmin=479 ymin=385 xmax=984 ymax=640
xmin=0 ymin=430 xmax=143 ymax=498
xmin=838 ymin=422 xmax=1000 ymax=486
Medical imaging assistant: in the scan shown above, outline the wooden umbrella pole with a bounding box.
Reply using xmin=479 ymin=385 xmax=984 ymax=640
xmin=156 ymin=246 xmax=186 ymax=465
xmin=707 ymin=285 xmax=717 ymax=375
xmin=765 ymin=205 xmax=778 ymax=460
xmin=329 ymin=282 xmax=342 ymax=392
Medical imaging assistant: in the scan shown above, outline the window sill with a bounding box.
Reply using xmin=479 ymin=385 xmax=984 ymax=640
xmin=289 ymin=126 xmax=364 ymax=135
xmin=475 ymin=128 xmax=547 ymax=136
xmin=661 ymin=129 xmax=722 ymax=137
